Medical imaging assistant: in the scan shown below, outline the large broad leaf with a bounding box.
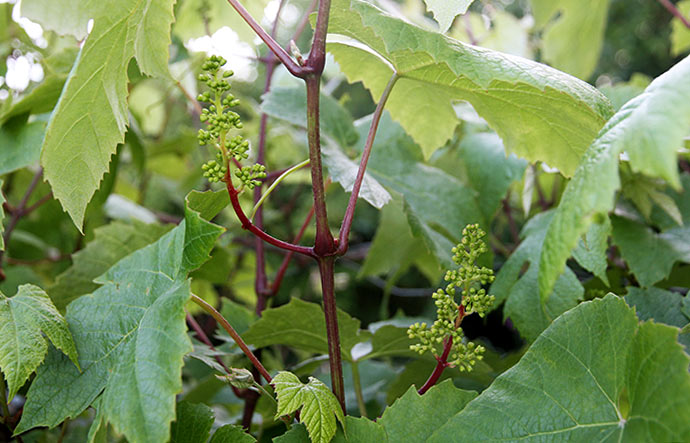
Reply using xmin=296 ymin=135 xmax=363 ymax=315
xmin=0 ymin=284 xmax=79 ymax=401
xmin=326 ymin=0 xmax=613 ymax=174
xmin=539 ymin=56 xmax=690 ymax=298
xmin=0 ymin=121 xmax=45 ymax=175
xmin=273 ymin=371 xmax=345 ymax=443
xmin=356 ymin=113 xmax=483 ymax=267
xmin=16 ymin=199 xmax=224 ymax=443
xmin=429 ymin=295 xmax=690 ymax=442
xmin=242 ymin=298 xmax=369 ymax=362
xmin=423 ymin=0 xmax=475 ymax=33
xmin=611 ymin=215 xmax=690 ymax=287
xmin=49 ymin=220 xmax=173 ymax=310
xmin=490 ymin=211 xmax=583 ymax=341
xmin=21 ymin=0 xmax=176 ymax=229
xmin=530 ymin=0 xmax=611 ymax=80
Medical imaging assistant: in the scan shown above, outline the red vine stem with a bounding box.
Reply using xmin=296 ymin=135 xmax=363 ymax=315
xmin=657 ymin=0 xmax=690 ymax=28
xmin=224 ymin=0 xmax=307 ymax=77
xmin=270 ymin=205 xmax=315 ymax=295
xmin=0 ymin=168 xmax=45 ymax=280
xmin=418 ymin=304 xmax=466 ymax=395
xmin=225 ymin=174 xmax=314 ymax=257
xmin=190 ymin=294 xmax=272 ymax=383
xmin=337 ymin=73 xmax=398 ymax=254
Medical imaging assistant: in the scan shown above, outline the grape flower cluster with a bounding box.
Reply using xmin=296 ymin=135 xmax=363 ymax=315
xmin=407 ymin=224 xmax=495 ymax=372
xmin=197 ymin=55 xmax=264 ymax=189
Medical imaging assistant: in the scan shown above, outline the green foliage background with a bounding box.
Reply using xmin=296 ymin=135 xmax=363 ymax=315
xmin=1 ymin=0 xmax=690 ymax=442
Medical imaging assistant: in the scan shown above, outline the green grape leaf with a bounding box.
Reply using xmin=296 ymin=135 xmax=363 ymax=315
xmin=0 ymin=121 xmax=45 ymax=175
xmin=210 ymin=424 xmax=256 ymax=443
xmin=273 ymin=371 xmax=345 ymax=443
xmin=539 ymin=55 xmax=690 ymax=299
xmin=356 ymin=113 xmax=483 ymax=267
xmin=626 ymin=287 xmax=690 ymax=351
xmin=379 ymin=380 xmax=476 ymax=442
xmin=429 ymin=295 xmax=690 ymax=442
xmin=423 ymin=0 xmax=475 ymax=33
xmin=611 ymin=215 xmax=690 ymax=287
xmin=49 ymin=220 xmax=173 ymax=310
xmin=170 ymin=402 xmax=214 ymax=443
xmin=530 ymin=0 xmax=611 ymax=79
xmin=0 ymin=284 xmax=79 ymax=400
xmin=671 ymin=0 xmax=690 ymax=55
xmin=16 ymin=199 xmax=223 ymax=443
xmin=243 ymin=298 xmax=369 ymax=362
xmin=21 ymin=0 xmax=176 ymax=229
xmin=327 ymin=0 xmax=613 ymax=173
xmin=185 ymin=189 xmax=230 ymax=221
xmin=490 ymin=211 xmax=583 ymax=341
xmin=571 ymin=215 xmax=610 ymax=285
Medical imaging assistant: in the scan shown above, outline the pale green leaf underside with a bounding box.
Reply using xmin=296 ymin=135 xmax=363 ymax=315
xmin=539 ymin=55 xmax=690 ymax=298
xmin=429 ymin=295 xmax=690 ymax=442
xmin=0 ymin=285 xmax=79 ymax=401
xmin=530 ymin=0 xmax=611 ymax=80
xmin=327 ymin=0 xmax=613 ymax=174
xmin=24 ymin=0 xmax=175 ymax=229
xmin=423 ymin=0 xmax=475 ymax=33
xmin=16 ymin=200 xmax=223 ymax=443
xmin=273 ymin=371 xmax=345 ymax=443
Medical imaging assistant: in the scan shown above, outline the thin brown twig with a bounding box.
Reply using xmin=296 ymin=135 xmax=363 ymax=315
xmin=657 ymin=0 xmax=690 ymax=28
xmin=186 ymin=312 xmax=249 ymax=399
xmin=190 ymin=294 xmax=272 ymax=383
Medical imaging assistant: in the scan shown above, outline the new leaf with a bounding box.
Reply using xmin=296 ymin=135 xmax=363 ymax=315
xmin=273 ymin=371 xmax=345 ymax=443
